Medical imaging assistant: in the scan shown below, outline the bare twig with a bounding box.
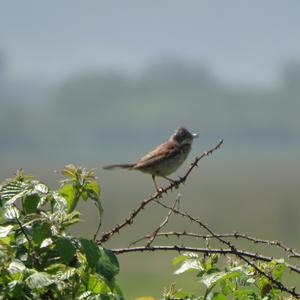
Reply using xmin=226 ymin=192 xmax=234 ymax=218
xmin=130 ymin=230 xmax=300 ymax=258
xmin=98 ymin=139 xmax=223 ymax=244
xmin=143 ymin=194 xmax=180 ymax=247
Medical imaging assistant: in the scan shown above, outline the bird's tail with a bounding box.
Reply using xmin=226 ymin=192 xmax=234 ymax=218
xmin=103 ymin=163 xmax=135 ymax=170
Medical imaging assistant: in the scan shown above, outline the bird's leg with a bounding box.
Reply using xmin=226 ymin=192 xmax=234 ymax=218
xmin=152 ymin=175 xmax=160 ymax=193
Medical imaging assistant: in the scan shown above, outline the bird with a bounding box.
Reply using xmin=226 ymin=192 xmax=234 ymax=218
xmin=103 ymin=127 xmax=198 ymax=192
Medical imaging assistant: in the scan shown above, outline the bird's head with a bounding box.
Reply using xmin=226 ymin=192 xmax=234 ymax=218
xmin=170 ymin=127 xmax=198 ymax=145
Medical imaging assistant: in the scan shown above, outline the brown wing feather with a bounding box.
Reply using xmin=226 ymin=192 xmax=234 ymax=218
xmin=134 ymin=141 xmax=180 ymax=169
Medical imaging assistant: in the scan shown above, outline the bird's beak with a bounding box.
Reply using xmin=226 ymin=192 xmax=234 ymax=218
xmin=192 ymin=133 xmax=199 ymax=139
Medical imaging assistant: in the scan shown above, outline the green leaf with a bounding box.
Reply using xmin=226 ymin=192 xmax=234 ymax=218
xmin=8 ymin=260 xmax=26 ymax=274
xmin=32 ymin=222 xmax=51 ymax=247
xmin=203 ymin=255 xmax=219 ymax=273
xmin=79 ymin=239 xmax=119 ymax=282
xmin=54 ymin=236 xmax=76 ymax=264
xmin=172 ymin=252 xmax=198 ymax=266
xmin=0 ymin=236 xmax=12 ymax=247
xmin=172 ymin=254 xmax=189 ymax=266
xmin=82 ymin=190 xmax=89 ymax=201
xmin=174 ymin=257 xmax=202 ymax=275
xmin=62 ymin=211 xmax=81 ymax=227
xmin=23 ymin=194 xmax=40 ymax=214
xmin=33 ymin=182 xmax=49 ymax=194
xmin=0 ymin=225 xmax=14 ymax=237
xmin=4 ymin=205 xmax=20 ymax=220
xmin=25 ymin=271 xmax=54 ymax=289
xmin=79 ymin=238 xmax=100 ymax=267
xmin=59 ymin=184 xmax=77 ymax=212
xmin=57 ymin=267 xmax=77 ymax=280
xmin=8 ymin=280 xmax=24 ymax=298
xmin=0 ymin=181 xmax=29 ymax=205
xmin=95 ymin=248 xmax=120 ymax=282
xmin=202 ymin=271 xmax=241 ymax=299
xmin=87 ymin=274 xmax=110 ymax=293
xmin=85 ymin=180 xmax=101 ymax=199
xmin=271 ymin=260 xmax=286 ymax=280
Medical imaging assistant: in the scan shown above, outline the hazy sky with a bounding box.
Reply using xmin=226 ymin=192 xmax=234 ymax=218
xmin=1 ymin=1 xmax=300 ymax=85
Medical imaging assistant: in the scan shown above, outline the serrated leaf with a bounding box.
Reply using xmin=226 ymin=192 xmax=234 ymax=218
xmin=0 ymin=181 xmax=28 ymax=203
xmin=5 ymin=190 xmax=29 ymax=206
xmin=8 ymin=260 xmax=26 ymax=274
xmin=4 ymin=205 xmax=20 ymax=220
xmin=57 ymin=267 xmax=77 ymax=280
xmin=0 ymin=225 xmax=14 ymax=237
xmin=51 ymin=192 xmax=67 ymax=209
xmin=25 ymin=272 xmax=54 ymax=289
xmin=34 ymin=183 xmax=49 ymax=194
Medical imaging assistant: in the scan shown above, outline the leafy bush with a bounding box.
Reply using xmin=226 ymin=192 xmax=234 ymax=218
xmin=161 ymin=253 xmax=288 ymax=300
xmin=0 ymin=165 xmax=123 ymax=299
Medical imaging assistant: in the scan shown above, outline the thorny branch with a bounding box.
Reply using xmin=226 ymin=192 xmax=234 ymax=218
xmin=100 ymin=138 xmax=300 ymax=298
xmin=98 ymin=139 xmax=224 ymax=244
xmin=111 ymin=245 xmax=300 ymax=274
xmin=130 ymin=231 xmax=300 ymax=258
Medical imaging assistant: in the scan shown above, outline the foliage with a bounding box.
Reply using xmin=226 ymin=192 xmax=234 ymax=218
xmin=159 ymin=253 xmax=294 ymax=300
xmin=0 ymin=165 xmax=122 ymax=300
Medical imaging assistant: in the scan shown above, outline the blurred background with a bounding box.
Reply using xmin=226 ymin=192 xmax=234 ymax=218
xmin=1 ymin=1 xmax=300 ymax=298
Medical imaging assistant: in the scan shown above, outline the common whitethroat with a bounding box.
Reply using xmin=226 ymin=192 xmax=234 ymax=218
xmin=103 ymin=127 xmax=198 ymax=192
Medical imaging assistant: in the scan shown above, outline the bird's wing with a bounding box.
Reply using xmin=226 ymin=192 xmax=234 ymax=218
xmin=134 ymin=141 xmax=181 ymax=169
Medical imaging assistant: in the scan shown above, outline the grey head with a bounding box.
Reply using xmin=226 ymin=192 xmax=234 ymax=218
xmin=170 ymin=127 xmax=198 ymax=145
